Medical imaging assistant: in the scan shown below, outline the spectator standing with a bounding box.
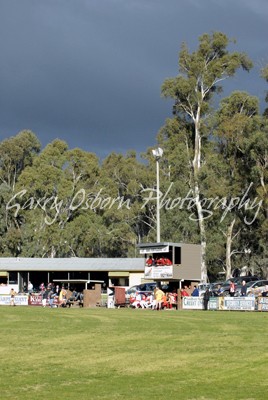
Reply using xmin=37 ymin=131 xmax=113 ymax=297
xmin=42 ymin=288 xmax=49 ymax=307
xmin=58 ymin=286 xmax=67 ymax=307
xmin=216 ymin=284 xmax=222 ymax=296
xmin=229 ymin=281 xmax=235 ymax=297
xmin=48 ymin=288 xmax=55 ymax=308
xmin=28 ymin=281 xmax=33 ymax=294
xmin=55 ymin=285 xmax=60 ymax=296
xmin=181 ymin=286 xmax=190 ymax=297
xmin=10 ymin=288 xmax=16 ymax=306
xmin=191 ymin=286 xmax=199 ymax=297
xmin=240 ymin=280 xmax=247 ymax=297
xmin=154 ymin=287 xmax=165 ymax=310
xmin=203 ymin=288 xmax=210 ymax=310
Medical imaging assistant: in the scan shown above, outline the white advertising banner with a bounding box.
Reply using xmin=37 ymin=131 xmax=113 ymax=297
xmin=144 ymin=265 xmax=173 ymax=279
xmin=222 ymin=297 xmax=256 ymax=311
xmin=139 ymin=246 xmax=169 ymax=254
xmin=0 ymin=295 xmax=28 ymax=306
xmin=182 ymin=297 xmax=204 ymax=310
xmin=257 ymin=297 xmax=268 ymax=311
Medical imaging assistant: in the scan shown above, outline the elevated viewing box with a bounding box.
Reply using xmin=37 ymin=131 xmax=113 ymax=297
xmin=137 ymin=242 xmax=201 ymax=282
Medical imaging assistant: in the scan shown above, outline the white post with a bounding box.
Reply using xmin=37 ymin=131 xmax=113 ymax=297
xmin=156 ymin=158 xmax=160 ymax=243
xmin=152 ymin=147 xmax=163 ymax=244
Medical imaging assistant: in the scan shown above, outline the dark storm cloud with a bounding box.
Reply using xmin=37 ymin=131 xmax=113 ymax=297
xmin=0 ymin=0 xmax=267 ymax=159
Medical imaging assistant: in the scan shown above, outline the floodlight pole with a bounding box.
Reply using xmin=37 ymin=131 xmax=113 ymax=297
xmin=156 ymin=157 xmax=160 ymax=243
xmin=152 ymin=147 xmax=163 ymax=243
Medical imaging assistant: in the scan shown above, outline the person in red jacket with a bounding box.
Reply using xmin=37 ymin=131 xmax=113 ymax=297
xmin=229 ymin=281 xmax=235 ymax=297
xmin=146 ymin=255 xmax=156 ymax=266
xmin=164 ymin=258 xmax=172 ymax=265
xmin=181 ymin=286 xmax=190 ymax=297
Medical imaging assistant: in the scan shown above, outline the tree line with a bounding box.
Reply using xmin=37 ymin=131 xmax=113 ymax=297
xmin=0 ymin=32 xmax=267 ymax=282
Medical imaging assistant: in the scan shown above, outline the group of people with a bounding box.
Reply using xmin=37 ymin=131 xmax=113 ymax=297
xmin=146 ymin=256 xmax=172 ymax=266
xmin=39 ymin=284 xmax=83 ymax=308
xmin=29 ymin=282 xmax=82 ymax=307
xmin=229 ymin=280 xmax=268 ymax=297
xmin=9 ymin=283 xmax=83 ymax=307
xmin=130 ymin=287 xmax=177 ymax=310
xmin=38 ymin=283 xmax=67 ymax=308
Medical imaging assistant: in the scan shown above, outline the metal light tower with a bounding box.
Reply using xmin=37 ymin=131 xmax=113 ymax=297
xmin=152 ymin=147 xmax=163 ymax=243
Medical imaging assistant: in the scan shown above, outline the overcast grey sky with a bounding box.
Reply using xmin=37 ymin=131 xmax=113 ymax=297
xmin=0 ymin=0 xmax=267 ymax=159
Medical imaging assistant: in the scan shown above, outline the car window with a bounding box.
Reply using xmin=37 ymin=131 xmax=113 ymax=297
xmin=147 ymin=284 xmax=156 ymax=291
xmin=126 ymin=286 xmax=138 ymax=295
xmin=139 ymin=284 xmax=146 ymax=291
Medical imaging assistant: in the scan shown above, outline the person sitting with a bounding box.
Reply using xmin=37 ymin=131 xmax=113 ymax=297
xmin=146 ymin=293 xmax=155 ymax=309
xmin=131 ymin=292 xmax=142 ymax=308
xmin=162 ymin=294 xmax=169 ymax=309
xmin=167 ymin=292 xmax=177 ymax=308
xmin=139 ymin=294 xmax=147 ymax=309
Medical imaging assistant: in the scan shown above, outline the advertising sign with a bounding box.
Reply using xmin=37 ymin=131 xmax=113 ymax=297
xmin=144 ymin=265 xmax=173 ymax=279
xmin=139 ymin=246 xmax=169 ymax=254
xmin=182 ymin=297 xmax=203 ymax=310
xmin=0 ymin=295 xmax=28 ymax=306
xmin=28 ymin=293 xmax=43 ymax=306
xmin=258 ymin=297 xmax=268 ymax=311
xmin=222 ymin=297 xmax=256 ymax=311
xmin=208 ymin=297 xmax=219 ymax=310
xmin=28 ymin=293 xmax=59 ymax=307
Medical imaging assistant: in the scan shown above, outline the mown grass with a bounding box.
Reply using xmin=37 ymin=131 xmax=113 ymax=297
xmin=0 ymin=306 xmax=267 ymax=400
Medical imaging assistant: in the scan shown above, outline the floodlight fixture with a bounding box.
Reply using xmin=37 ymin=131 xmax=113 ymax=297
xmin=152 ymin=147 xmax=163 ymax=160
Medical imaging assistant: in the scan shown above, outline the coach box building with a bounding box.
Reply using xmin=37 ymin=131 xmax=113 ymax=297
xmin=137 ymin=242 xmax=202 ymax=285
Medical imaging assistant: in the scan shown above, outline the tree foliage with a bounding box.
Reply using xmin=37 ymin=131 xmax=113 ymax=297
xmin=0 ymin=32 xmax=267 ymax=282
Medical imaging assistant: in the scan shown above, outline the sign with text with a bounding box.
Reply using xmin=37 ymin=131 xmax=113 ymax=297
xmin=182 ymin=297 xmax=204 ymax=310
xmin=257 ymin=297 xmax=268 ymax=311
xmin=28 ymin=293 xmax=59 ymax=307
xmin=222 ymin=297 xmax=256 ymax=311
xmin=139 ymin=246 xmax=169 ymax=254
xmin=0 ymin=295 xmax=28 ymax=306
xmin=144 ymin=265 xmax=173 ymax=279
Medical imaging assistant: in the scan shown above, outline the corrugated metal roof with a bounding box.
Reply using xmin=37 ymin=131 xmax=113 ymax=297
xmin=0 ymin=257 xmax=145 ymax=272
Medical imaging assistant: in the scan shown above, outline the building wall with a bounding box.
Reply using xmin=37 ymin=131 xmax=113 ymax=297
xmin=180 ymin=244 xmax=202 ymax=280
xmin=129 ymin=272 xmax=144 ymax=287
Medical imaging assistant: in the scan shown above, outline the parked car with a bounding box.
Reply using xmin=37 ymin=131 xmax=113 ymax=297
xmin=234 ymin=280 xmax=268 ymax=297
xmin=219 ymin=276 xmax=260 ymax=296
xmin=125 ymin=282 xmax=158 ymax=300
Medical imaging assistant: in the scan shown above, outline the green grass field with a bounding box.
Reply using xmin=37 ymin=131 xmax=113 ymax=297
xmin=0 ymin=306 xmax=267 ymax=400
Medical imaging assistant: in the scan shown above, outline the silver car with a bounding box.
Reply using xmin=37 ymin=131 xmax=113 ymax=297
xmin=235 ymin=280 xmax=268 ymax=297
